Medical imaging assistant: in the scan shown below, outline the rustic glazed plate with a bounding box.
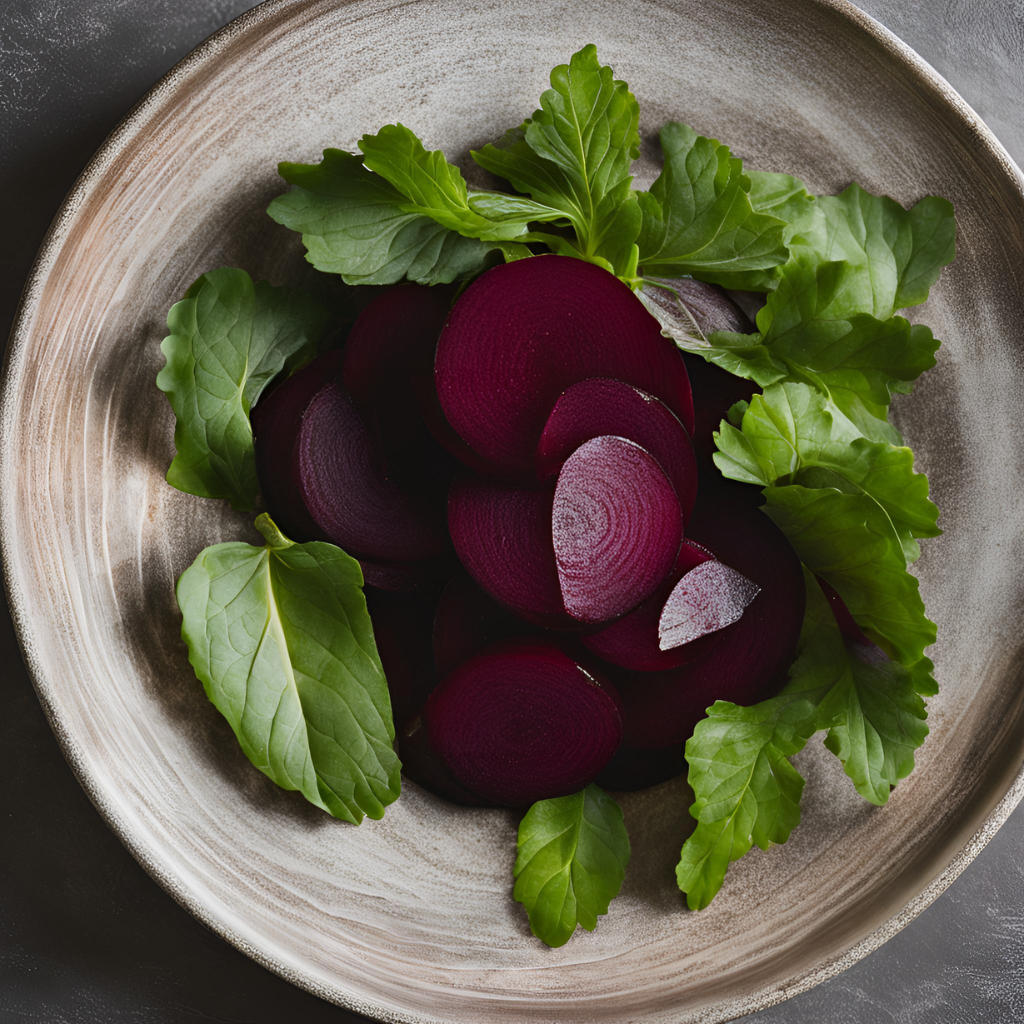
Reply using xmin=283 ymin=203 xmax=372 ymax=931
xmin=3 ymin=0 xmax=1024 ymax=1020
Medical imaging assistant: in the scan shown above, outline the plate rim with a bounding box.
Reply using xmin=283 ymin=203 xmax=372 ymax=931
xmin=2 ymin=0 xmax=1023 ymax=1020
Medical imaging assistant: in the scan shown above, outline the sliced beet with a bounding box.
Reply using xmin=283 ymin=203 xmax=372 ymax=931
xmin=434 ymin=255 xmax=694 ymax=479
xmin=432 ymin=574 xmax=532 ymax=677
xmin=685 ymin=353 xmax=760 ymax=472
xmin=536 ymin=378 xmax=698 ymax=524
xmin=617 ymin=496 xmax=805 ymax=748
xmin=553 ymin=436 xmax=683 ymax=625
xmin=366 ymin=591 xmax=437 ymax=725
xmin=399 ymin=714 xmax=492 ymax=807
xmin=252 ymin=348 xmax=344 ymax=540
xmin=596 ymin=743 xmax=684 ymax=792
xmin=425 ymin=641 xmax=623 ymax=806
xmin=447 ymin=476 xmax=569 ymax=627
xmin=581 ymin=540 xmax=719 ymax=671
xmin=659 ymin=561 xmax=761 ymax=650
xmin=297 ymin=382 xmax=446 ymax=562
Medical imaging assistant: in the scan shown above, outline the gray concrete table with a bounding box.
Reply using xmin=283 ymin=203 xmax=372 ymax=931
xmin=1 ymin=2 xmax=1021 ymax=1021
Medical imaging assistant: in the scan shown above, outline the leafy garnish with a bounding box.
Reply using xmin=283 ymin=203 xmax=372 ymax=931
xmin=176 ymin=514 xmax=401 ymax=823
xmin=156 ymin=267 xmax=328 ymax=510
xmin=472 ymin=44 xmax=642 ymax=275
xmin=713 ymin=382 xmax=940 ymax=563
xmin=677 ymin=570 xmax=930 ymax=907
xmin=268 ymin=149 xmax=500 ymax=285
xmin=514 ymin=784 xmax=630 ymax=947
xmin=635 ymin=123 xmax=789 ymax=283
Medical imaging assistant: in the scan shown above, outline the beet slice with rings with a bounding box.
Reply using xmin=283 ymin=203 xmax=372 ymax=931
xmin=536 ymin=378 xmax=698 ymax=525
xmin=581 ymin=540 xmax=719 ymax=672
xmin=434 ymin=255 xmax=694 ymax=479
xmin=448 ymin=476 xmax=570 ymax=628
xmin=432 ymin=574 xmax=533 ymax=677
xmin=399 ymin=714 xmax=492 ymax=807
xmin=616 ymin=495 xmax=806 ymax=748
xmin=553 ymin=436 xmax=683 ymax=625
xmin=658 ymin=561 xmax=761 ymax=650
xmin=252 ymin=348 xmax=344 ymax=541
xmin=296 ymin=382 xmax=446 ymax=562
xmin=425 ymin=642 xmax=623 ymax=807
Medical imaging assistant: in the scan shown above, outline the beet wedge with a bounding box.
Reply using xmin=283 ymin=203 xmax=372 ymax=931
xmin=448 ymin=476 xmax=569 ymax=627
xmin=582 ymin=540 xmax=718 ymax=672
xmin=252 ymin=349 xmax=344 ymax=541
xmin=659 ymin=561 xmax=761 ymax=650
xmin=553 ymin=436 xmax=683 ymax=625
xmin=617 ymin=496 xmax=805 ymax=748
xmin=426 ymin=641 xmax=623 ymax=806
xmin=537 ymin=378 xmax=698 ymax=524
xmin=435 ymin=255 xmax=694 ymax=478
xmin=297 ymin=382 xmax=446 ymax=562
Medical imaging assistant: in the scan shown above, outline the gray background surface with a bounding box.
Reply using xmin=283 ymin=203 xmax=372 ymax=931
xmin=0 ymin=1 xmax=1021 ymax=1021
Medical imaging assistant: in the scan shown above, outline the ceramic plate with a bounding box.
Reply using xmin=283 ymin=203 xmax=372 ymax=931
xmin=3 ymin=1 xmax=1024 ymax=1021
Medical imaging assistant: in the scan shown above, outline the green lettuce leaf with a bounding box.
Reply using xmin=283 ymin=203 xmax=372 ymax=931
xmin=176 ymin=514 xmax=401 ymax=824
xmin=267 ymin=149 xmax=498 ymax=285
xmin=761 ymin=484 xmax=936 ymax=673
xmin=635 ymin=123 xmax=789 ymax=283
xmin=674 ymin=254 xmax=939 ymax=442
xmin=156 ymin=267 xmax=329 ymax=510
xmin=713 ymin=382 xmax=940 ymax=562
xmin=514 ymin=784 xmax=630 ymax=947
xmin=472 ymin=44 xmax=642 ymax=275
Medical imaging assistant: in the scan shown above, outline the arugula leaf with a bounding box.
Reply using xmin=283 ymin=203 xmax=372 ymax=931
xmin=268 ymin=149 xmax=497 ymax=285
xmin=761 ymin=484 xmax=936 ymax=672
xmin=745 ymin=171 xmax=815 ymax=230
xmin=672 ymin=255 xmax=939 ymax=442
xmin=176 ymin=514 xmax=401 ymax=824
xmin=676 ymin=690 xmax=821 ymax=910
xmin=156 ymin=267 xmax=328 ymax=510
xmin=472 ymin=44 xmax=642 ymax=274
xmin=788 ymin=183 xmax=956 ymax=319
xmin=514 ymin=784 xmax=630 ymax=947
xmin=635 ymin=123 xmax=789 ymax=283
xmin=713 ymin=382 xmax=940 ymax=562
xmin=358 ymin=123 xmax=546 ymax=242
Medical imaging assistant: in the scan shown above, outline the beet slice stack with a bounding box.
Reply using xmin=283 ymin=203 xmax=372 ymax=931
xmin=435 ymin=255 xmax=694 ymax=478
xmin=426 ymin=641 xmax=623 ymax=806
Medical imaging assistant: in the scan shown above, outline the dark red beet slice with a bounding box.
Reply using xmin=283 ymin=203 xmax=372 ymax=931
xmin=399 ymin=715 xmax=492 ymax=807
xmin=435 ymin=255 xmax=694 ymax=478
xmin=432 ymin=574 xmax=533 ymax=677
xmin=536 ymin=378 xmax=698 ymax=524
xmin=426 ymin=642 xmax=623 ymax=806
xmin=553 ymin=436 xmax=683 ymax=624
xmin=252 ymin=349 xmax=344 ymax=540
xmin=617 ymin=496 xmax=805 ymax=748
xmin=297 ymin=382 xmax=445 ymax=562
xmin=581 ymin=540 xmax=719 ymax=671
xmin=596 ymin=743 xmax=684 ymax=792
xmin=448 ymin=476 xmax=569 ymax=627
xmin=659 ymin=561 xmax=761 ymax=650
xmin=366 ymin=591 xmax=437 ymax=725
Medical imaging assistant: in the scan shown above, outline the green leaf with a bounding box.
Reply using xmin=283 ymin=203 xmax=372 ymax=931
xmin=761 ymin=485 xmax=936 ymax=669
xmin=472 ymin=44 xmax=642 ymax=274
xmin=358 ymin=123 xmax=538 ymax=241
xmin=176 ymin=514 xmax=401 ymax=824
xmin=676 ymin=691 xmax=821 ymax=910
xmin=635 ymin=123 xmax=789 ymax=282
xmin=514 ymin=784 xmax=630 ymax=947
xmin=674 ymin=255 xmax=940 ymax=443
xmin=713 ymin=382 xmax=940 ymax=562
xmin=745 ymin=171 xmax=815 ymax=230
xmin=267 ymin=149 xmax=496 ymax=285
xmin=788 ymin=183 xmax=956 ymax=319
xmin=156 ymin=267 xmax=329 ymax=510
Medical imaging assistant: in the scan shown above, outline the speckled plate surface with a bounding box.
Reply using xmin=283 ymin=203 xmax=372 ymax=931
xmin=3 ymin=0 xmax=1024 ymax=1021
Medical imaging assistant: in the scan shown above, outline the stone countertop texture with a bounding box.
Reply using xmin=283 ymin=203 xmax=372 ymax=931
xmin=0 ymin=2 xmax=1021 ymax=1022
